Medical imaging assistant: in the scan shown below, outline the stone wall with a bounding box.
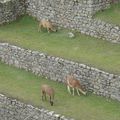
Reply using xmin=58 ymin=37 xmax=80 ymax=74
xmin=0 ymin=0 xmax=120 ymax=43
xmin=26 ymin=0 xmax=120 ymax=43
xmin=0 ymin=94 xmax=74 ymax=120
xmin=78 ymin=19 xmax=120 ymax=43
xmin=0 ymin=43 xmax=120 ymax=101
xmin=0 ymin=0 xmax=26 ymax=24
xmin=26 ymin=0 xmax=111 ymax=19
xmin=90 ymin=0 xmax=111 ymax=14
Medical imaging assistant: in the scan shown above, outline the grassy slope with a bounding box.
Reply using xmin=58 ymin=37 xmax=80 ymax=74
xmin=95 ymin=3 xmax=120 ymax=26
xmin=0 ymin=15 xmax=120 ymax=75
xmin=0 ymin=61 xmax=120 ymax=120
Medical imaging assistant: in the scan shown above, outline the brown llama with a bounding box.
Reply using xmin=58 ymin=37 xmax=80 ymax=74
xmin=66 ymin=74 xmax=87 ymax=96
xmin=41 ymin=84 xmax=55 ymax=106
xmin=38 ymin=19 xmax=57 ymax=33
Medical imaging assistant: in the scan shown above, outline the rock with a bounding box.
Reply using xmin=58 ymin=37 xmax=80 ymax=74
xmin=68 ymin=32 xmax=75 ymax=38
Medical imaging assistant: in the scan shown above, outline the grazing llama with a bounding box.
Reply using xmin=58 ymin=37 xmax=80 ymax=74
xmin=66 ymin=74 xmax=87 ymax=96
xmin=41 ymin=84 xmax=55 ymax=106
xmin=38 ymin=19 xmax=57 ymax=33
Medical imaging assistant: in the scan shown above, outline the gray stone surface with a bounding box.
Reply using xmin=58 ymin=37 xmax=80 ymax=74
xmin=0 ymin=43 xmax=120 ymax=101
xmin=0 ymin=94 xmax=74 ymax=120
xmin=0 ymin=0 xmax=26 ymax=24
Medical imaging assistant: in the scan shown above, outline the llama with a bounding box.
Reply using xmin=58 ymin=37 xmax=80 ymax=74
xmin=66 ymin=74 xmax=87 ymax=96
xmin=38 ymin=19 xmax=57 ymax=33
xmin=41 ymin=84 xmax=55 ymax=106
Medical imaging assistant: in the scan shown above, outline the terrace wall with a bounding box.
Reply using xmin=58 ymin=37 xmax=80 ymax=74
xmin=0 ymin=43 xmax=120 ymax=101
xmin=26 ymin=0 xmax=111 ymax=19
xmin=26 ymin=0 xmax=120 ymax=43
xmin=0 ymin=0 xmax=26 ymax=24
xmin=0 ymin=94 xmax=73 ymax=120
xmin=0 ymin=0 xmax=120 ymax=43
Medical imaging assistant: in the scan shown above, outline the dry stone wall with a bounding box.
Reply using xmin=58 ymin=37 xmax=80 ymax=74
xmin=0 ymin=94 xmax=74 ymax=120
xmin=90 ymin=0 xmax=111 ymax=14
xmin=79 ymin=19 xmax=120 ymax=43
xmin=0 ymin=0 xmax=26 ymax=24
xmin=0 ymin=0 xmax=120 ymax=43
xmin=0 ymin=43 xmax=120 ymax=101
xmin=26 ymin=0 xmax=111 ymax=19
xmin=26 ymin=0 xmax=120 ymax=43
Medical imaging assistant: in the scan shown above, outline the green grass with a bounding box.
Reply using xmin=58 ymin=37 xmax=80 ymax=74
xmin=0 ymin=15 xmax=120 ymax=75
xmin=95 ymin=3 xmax=120 ymax=26
xmin=0 ymin=61 xmax=120 ymax=120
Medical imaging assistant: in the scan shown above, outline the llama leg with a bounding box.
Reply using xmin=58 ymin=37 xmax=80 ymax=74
xmin=38 ymin=24 xmax=42 ymax=32
xmin=50 ymin=96 xmax=53 ymax=106
xmin=67 ymin=86 xmax=71 ymax=94
xmin=72 ymin=88 xmax=75 ymax=96
xmin=76 ymin=89 xmax=80 ymax=96
xmin=42 ymin=91 xmax=44 ymax=101
xmin=50 ymin=96 xmax=51 ymax=105
xmin=44 ymin=93 xmax=47 ymax=100
xmin=50 ymin=96 xmax=51 ymax=103
xmin=42 ymin=91 xmax=47 ymax=101
xmin=47 ymin=28 xmax=50 ymax=33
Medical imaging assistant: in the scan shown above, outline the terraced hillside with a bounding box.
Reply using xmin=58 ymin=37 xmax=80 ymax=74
xmin=0 ymin=16 xmax=120 ymax=74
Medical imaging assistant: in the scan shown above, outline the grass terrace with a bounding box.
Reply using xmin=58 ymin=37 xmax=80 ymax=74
xmin=95 ymin=3 xmax=120 ymax=26
xmin=0 ymin=15 xmax=120 ymax=74
xmin=0 ymin=61 xmax=120 ymax=120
